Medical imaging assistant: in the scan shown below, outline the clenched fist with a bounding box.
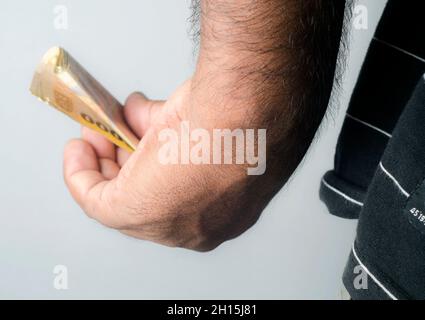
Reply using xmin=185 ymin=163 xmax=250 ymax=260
xmin=63 ymin=0 xmax=345 ymax=251
xmin=63 ymin=79 xmax=278 ymax=251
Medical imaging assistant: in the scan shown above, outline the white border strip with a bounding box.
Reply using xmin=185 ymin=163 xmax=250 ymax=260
xmin=321 ymin=178 xmax=364 ymax=207
xmin=352 ymin=244 xmax=398 ymax=300
xmin=374 ymin=37 xmax=425 ymax=63
xmin=346 ymin=114 xmax=392 ymax=138
xmin=379 ymin=162 xmax=410 ymax=198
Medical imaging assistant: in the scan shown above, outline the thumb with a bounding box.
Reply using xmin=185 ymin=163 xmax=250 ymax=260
xmin=123 ymin=92 xmax=165 ymax=139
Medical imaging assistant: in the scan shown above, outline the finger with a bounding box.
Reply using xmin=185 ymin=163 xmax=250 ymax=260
xmin=63 ymin=139 xmax=128 ymax=229
xmin=63 ymin=139 xmax=104 ymax=205
xmin=120 ymin=229 xmax=172 ymax=247
xmin=120 ymin=229 xmax=194 ymax=250
xmin=124 ymin=92 xmax=165 ymax=139
xmin=120 ymin=229 xmax=148 ymax=241
xmin=99 ymin=158 xmax=120 ymax=179
xmin=117 ymin=147 xmax=131 ymax=168
xmin=81 ymin=127 xmax=116 ymax=161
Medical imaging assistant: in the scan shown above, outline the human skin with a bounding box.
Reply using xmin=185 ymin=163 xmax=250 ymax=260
xmin=63 ymin=0 xmax=348 ymax=251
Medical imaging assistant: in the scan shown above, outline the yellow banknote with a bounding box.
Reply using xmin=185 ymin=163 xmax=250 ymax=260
xmin=30 ymin=47 xmax=138 ymax=153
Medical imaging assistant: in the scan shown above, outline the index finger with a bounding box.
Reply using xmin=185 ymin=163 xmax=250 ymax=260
xmin=63 ymin=139 xmax=131 ymax=229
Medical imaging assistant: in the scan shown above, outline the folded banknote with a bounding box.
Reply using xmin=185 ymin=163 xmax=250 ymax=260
xmin=30 ymin=46 xmax=138 ymax=152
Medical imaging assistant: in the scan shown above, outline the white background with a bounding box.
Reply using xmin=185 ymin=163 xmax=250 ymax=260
xmin=0 ymin=0 xmax=387 ymax=299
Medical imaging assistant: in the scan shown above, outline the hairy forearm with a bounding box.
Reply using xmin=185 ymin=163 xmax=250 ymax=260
xmin=191 ymin=0 xmax=349 ymax=178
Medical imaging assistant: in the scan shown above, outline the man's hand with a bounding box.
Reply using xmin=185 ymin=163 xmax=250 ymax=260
xmin=63 ymin=0 xmax=348 ymax=251
xmin=64 ymin=79 xmax=271 ymax=251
